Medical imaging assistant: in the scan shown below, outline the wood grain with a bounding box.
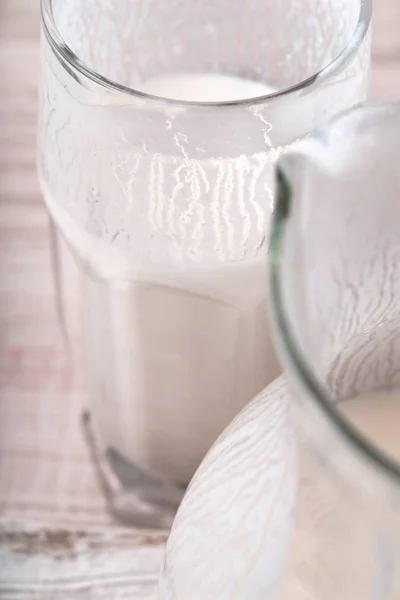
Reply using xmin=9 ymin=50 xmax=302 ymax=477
xmin=0 ymin=0 xmax=399 ymax=596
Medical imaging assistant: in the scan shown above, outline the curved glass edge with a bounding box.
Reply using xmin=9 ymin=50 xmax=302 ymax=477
xmin=40 ymin=0 xmax=373 ymax=108
xmin=269 ymin=152 xmax=400 ymax=486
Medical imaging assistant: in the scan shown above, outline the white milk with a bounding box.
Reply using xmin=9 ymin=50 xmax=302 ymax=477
xmin=46 ymin=75 xmax=280 ymax=484
xmin=140 ymin=73 xmax=274 ymax=102
xmin=343 ymin=390 xmax=400 ymax=463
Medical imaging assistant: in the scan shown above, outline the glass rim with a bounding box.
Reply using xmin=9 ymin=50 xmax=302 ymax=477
xmin=269 ymin=128 xmax=400 ymax=487
xmin=40 ymin=0 xmax=373 ymax=108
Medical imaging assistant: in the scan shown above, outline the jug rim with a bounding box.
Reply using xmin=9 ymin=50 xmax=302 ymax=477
xmin=269 ymin=103 xmax=400 ymax=486
xmin=40 ymin=0 xmax=373 ymax=108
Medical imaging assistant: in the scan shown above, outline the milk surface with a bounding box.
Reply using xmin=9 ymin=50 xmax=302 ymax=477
xmin=140 ymin=73 xmax=275 ymax=102
xmin=343 ymin=390 xmax=400 ymax=463
xmin=46 ymin=74 xmax=280 ymax=484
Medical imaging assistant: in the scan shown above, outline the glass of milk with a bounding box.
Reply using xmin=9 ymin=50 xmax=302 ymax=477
xmin=38 ymin=0 xmax=371 ymax=528
xmin=269 ymin=101 xmax=400 ymax=598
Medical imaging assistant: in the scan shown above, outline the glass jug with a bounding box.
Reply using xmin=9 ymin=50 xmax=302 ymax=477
xmin=269 ymin=102 xmax=400 ymax=598
xmin=38 ymin=0 xmax=371 ymax=529
xmin=159 ymin=103 xmax=400 ymax=600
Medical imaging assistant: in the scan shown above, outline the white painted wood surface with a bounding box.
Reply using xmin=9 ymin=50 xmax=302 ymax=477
xmin=0 ymin=0 xmax=399 ymax=597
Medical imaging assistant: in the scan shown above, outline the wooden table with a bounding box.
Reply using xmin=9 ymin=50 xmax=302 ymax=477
xmin=0 ymin=1 xmax=398 ymax=597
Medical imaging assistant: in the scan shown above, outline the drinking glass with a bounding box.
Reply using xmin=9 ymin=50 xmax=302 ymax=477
xmin=38 ymin=0 xmax=371 ymax=528
xmin=269 ymin=103 xmax=400 ymax=598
